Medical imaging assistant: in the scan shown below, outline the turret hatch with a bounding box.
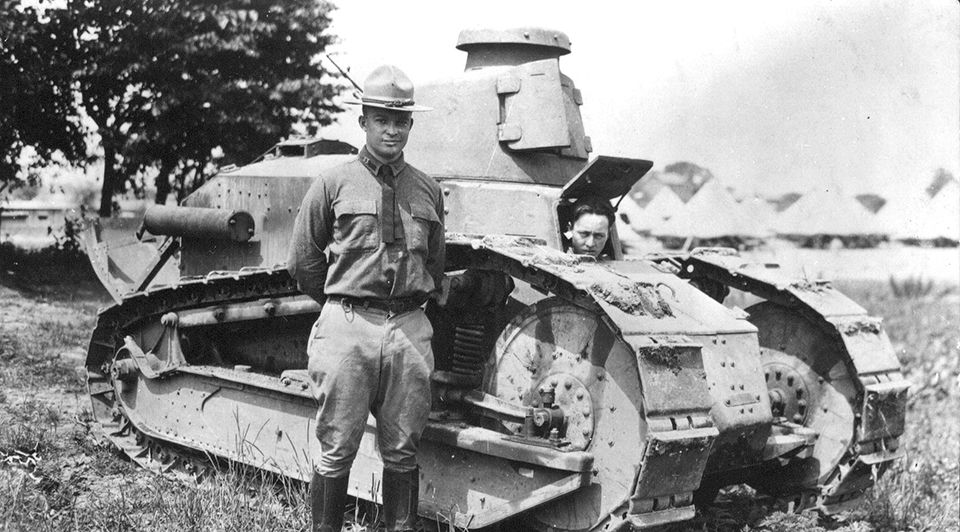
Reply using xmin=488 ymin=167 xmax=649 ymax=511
xmin=561 ymin=156 xmax=654 ymax=201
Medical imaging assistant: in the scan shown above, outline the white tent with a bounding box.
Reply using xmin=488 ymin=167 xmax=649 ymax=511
xmin=614 ymin=195 xmax=645 ymax=229
xmin=741 ymin=195 xmax=779 ymax=235
xmin=921 ymin=180 xmax=960 ymax=241
xmin=773 ymin=187 xmax=881 ymax=236
xmin=631 ymin=187 xmax=685 ymax=233
xmin=872 ymin=187 xmax=934 ymax=240
xmin=653 ymin=179 xmax=773 ymax=239
xmin=612 ymin=196 xmax=645 ymax=251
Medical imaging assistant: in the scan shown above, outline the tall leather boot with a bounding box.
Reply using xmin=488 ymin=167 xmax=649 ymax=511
xmin=382 ymin=467 xmax=420 ymax=532
xmin=310 ymin=471 xmax=349 ymax=532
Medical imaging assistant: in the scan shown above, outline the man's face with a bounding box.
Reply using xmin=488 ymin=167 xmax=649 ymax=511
xmin=570 ymin=213 xmax=610 ymax=257
xmin=359 ymin=107 xmax=413 ymax=163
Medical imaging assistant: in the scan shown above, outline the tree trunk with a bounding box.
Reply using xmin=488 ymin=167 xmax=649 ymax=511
xmin=154 ymin=156 xmax=175 ymax=205
xmin=98 ymin=142 xmax=117 ymax=217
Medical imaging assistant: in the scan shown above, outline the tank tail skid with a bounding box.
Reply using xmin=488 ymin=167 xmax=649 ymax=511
xmin=661 ymin=248 xmax=909 ymax=512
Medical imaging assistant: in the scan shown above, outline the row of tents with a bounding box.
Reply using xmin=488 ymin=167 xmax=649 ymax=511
xmin=616 ymin=177 xmax=960 ymax=249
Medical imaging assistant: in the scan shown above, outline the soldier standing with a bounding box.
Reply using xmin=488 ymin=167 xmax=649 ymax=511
xmin=288 ymin=65 xmax=443 ymax=532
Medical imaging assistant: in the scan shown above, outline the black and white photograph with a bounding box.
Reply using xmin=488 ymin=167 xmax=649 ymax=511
xmin=1 ymin=1 xmax=957 ymax=531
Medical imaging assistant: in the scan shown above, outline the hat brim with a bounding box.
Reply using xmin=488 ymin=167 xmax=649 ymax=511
xmin=344 ymin=98 xmax=433 ymax=112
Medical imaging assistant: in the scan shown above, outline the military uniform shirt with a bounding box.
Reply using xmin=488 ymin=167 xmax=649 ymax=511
xmin=287 ymin=146 xmax=445 ymax=302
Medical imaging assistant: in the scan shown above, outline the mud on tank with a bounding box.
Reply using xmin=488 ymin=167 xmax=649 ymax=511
xmin=82 ymin=27 xmax=909 ymax=531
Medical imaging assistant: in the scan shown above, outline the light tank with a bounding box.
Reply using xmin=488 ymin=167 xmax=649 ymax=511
xmin=82 ymin=28 xmax=909 ymax=531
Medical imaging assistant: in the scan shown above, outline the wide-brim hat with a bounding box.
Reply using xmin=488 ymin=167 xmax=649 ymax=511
xmin=344 ymin=64 xmax=433 ymax=112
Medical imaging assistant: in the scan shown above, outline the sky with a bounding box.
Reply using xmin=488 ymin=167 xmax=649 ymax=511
xmin=320 ymin=0 xmax=959 ymax=199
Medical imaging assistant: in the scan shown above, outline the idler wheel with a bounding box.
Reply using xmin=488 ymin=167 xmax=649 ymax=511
xmin=747 ymin=302 xmax=858 ymax=494
xmin=484 ymin=297 xmax=645 ymax=532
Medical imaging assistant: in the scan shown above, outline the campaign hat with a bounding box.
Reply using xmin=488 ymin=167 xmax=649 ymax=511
xmin=345 ymin=65 xmax=432 ymax=112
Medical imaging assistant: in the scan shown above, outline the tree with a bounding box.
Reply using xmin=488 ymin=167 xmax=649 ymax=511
xmin=47 ymin=0 xmax=342 ymax=215
xmin=0 ymin=1 xmax=87 ymax=195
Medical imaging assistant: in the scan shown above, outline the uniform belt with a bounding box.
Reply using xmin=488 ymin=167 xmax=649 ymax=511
xmin=327 ymin=295 xmax=426 ymax=314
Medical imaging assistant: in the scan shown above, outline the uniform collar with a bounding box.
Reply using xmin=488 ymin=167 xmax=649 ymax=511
xmin=358 ymin=146 xmax=407 ymax=176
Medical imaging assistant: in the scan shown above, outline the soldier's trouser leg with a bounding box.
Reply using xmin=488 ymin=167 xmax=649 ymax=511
xmin=382 ymin=467 xmax=420 ymax=532
xmin=308 ymin=303 xmax=433 ymax=529
xmin=310 ymin=471 xmax=349 ymax=532
xmin=374 ymin=309 xmax=432 ymax=531
xmin=308 ymin=302 xmax=385 ymax=476
xmin=373 ymin=307 xmax=434 ymax=471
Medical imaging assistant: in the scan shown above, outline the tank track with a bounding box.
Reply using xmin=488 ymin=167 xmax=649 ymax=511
xmin=85 ymin=268 xmax=303 ymax=481
xmin=448 ymin=235 xmax=718 ymax=531
xmin=87 ymin=242 xmax=904 ymax=529
xmin=85 ymin=238 xmax=707 ymax=532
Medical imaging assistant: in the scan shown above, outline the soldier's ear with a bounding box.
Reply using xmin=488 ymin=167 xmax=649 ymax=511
xmin=409 ymin=118 xmax=414 ymax=130
xmin=358 ymin=115 xmax=367 ymax=130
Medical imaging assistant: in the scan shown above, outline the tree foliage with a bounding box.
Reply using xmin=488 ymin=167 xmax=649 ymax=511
xmin=2 ymin=0 xmax=342 ymax=215
xmin=0 ymin=1 xmax=87 ymax=193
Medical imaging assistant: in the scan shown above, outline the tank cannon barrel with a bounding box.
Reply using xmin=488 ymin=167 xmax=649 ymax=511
xmin=143 ymin=206 xmax=255 ymax=242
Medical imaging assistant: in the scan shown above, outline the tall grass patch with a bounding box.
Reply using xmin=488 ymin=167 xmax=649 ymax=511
xmin=835 ymin=279 xmax=959 ymax=532
xmin=0 ymin=317 xmax=92 ymax=392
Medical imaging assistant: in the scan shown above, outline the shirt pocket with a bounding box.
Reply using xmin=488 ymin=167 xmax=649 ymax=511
xmin=333 ymin=199 xmax=379 ymax=252
xmin=408 ymin=203 xmax=440 ymax=253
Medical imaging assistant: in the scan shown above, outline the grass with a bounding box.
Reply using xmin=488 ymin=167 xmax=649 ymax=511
xmin=0 ymin=318 xmax=96 ymax=393
xmin=0 ymin=263 xmax=957 ymax=532
xmin=849 ymin=278 xmax=960 ymax=532
xmin=0 ymin=395 xmax=313 ymax=531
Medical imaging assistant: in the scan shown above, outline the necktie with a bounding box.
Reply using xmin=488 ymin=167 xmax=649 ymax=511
xmin=380 ymin=165 xmax=402 ymax=244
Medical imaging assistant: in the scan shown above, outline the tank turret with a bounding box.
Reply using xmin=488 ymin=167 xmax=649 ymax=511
xmin=407 ymin=27 xmax=592 ymax=184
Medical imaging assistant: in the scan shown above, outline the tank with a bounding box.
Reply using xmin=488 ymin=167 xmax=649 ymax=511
xmin=82 ymin=27 xmax=909 ymax=531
